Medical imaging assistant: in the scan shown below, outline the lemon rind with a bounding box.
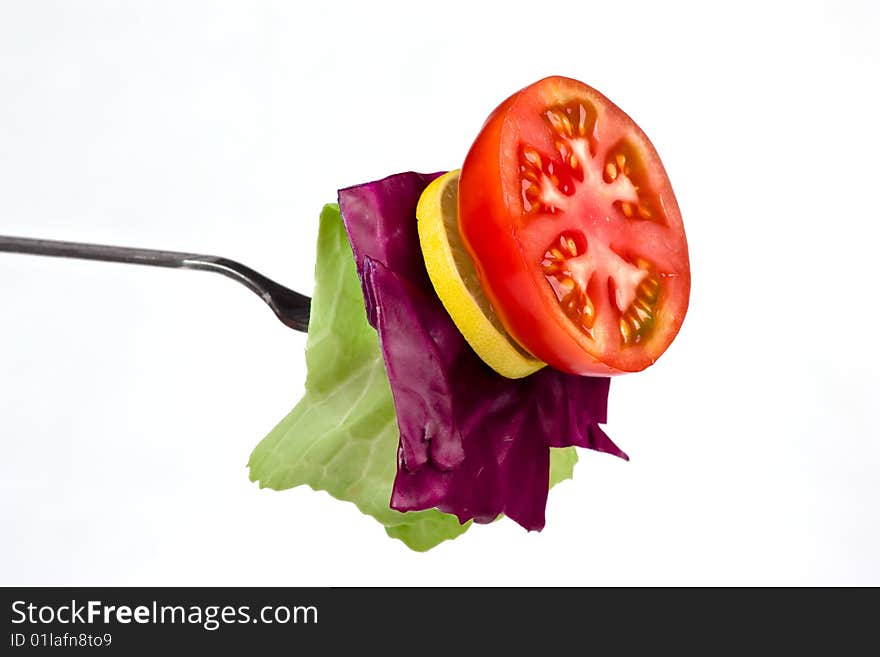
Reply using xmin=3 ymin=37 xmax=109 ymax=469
xmin=417 ymin=170 xmax=545 ymax=379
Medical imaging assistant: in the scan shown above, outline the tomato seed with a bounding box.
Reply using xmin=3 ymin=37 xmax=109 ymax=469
xmin=605 ymin=162 xmax=618 ymax=182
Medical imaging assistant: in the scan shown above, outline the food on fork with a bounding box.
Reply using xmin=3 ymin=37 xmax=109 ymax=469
xmin=248 ymin=77 xmax=690 ymax=550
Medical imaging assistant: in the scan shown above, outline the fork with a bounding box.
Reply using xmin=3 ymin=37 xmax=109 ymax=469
xmin=0 ymin=235 xmax=311 ymax=332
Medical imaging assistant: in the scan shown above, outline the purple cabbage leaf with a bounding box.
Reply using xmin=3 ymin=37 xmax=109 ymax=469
xmin=338 ymin=172 xmax=627 ymax=531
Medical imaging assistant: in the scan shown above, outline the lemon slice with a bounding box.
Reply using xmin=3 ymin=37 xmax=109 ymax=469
xmin=417 ymin=170 xmax=545 ymax=379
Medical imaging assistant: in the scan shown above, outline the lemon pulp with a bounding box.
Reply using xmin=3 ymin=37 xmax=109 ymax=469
xmin=417 ymin=170 xmax=545 ymax=379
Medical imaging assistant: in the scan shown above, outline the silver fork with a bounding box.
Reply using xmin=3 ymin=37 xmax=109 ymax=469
xmin=0 ymin=235 xmax=311 ymax=331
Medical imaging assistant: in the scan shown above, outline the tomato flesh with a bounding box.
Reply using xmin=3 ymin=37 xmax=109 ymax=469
xmin=458 ymin=76 xmax=690 ymax=375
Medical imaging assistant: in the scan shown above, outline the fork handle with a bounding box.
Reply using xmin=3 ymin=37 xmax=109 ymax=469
xmin=0 ymin=235 xmax=199 ymax=267
xmin=0 ymin=235 xmax=311 ymax=332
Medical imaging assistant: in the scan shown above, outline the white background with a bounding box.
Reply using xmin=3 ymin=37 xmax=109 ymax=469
xmin=1 ymin=1 xmax=878 ymax=586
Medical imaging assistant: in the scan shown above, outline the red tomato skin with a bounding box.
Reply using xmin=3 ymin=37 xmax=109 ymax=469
xmin=458 ymin=76 xmax=689 ymax=375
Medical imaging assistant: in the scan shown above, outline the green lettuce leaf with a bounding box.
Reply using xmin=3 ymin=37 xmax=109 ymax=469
xmin=248 ymin=204 xmax=576 ymax=551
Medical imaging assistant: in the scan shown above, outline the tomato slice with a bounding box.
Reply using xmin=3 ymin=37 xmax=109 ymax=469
xmin=458 ymin=76 xmax=690 ymax=375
